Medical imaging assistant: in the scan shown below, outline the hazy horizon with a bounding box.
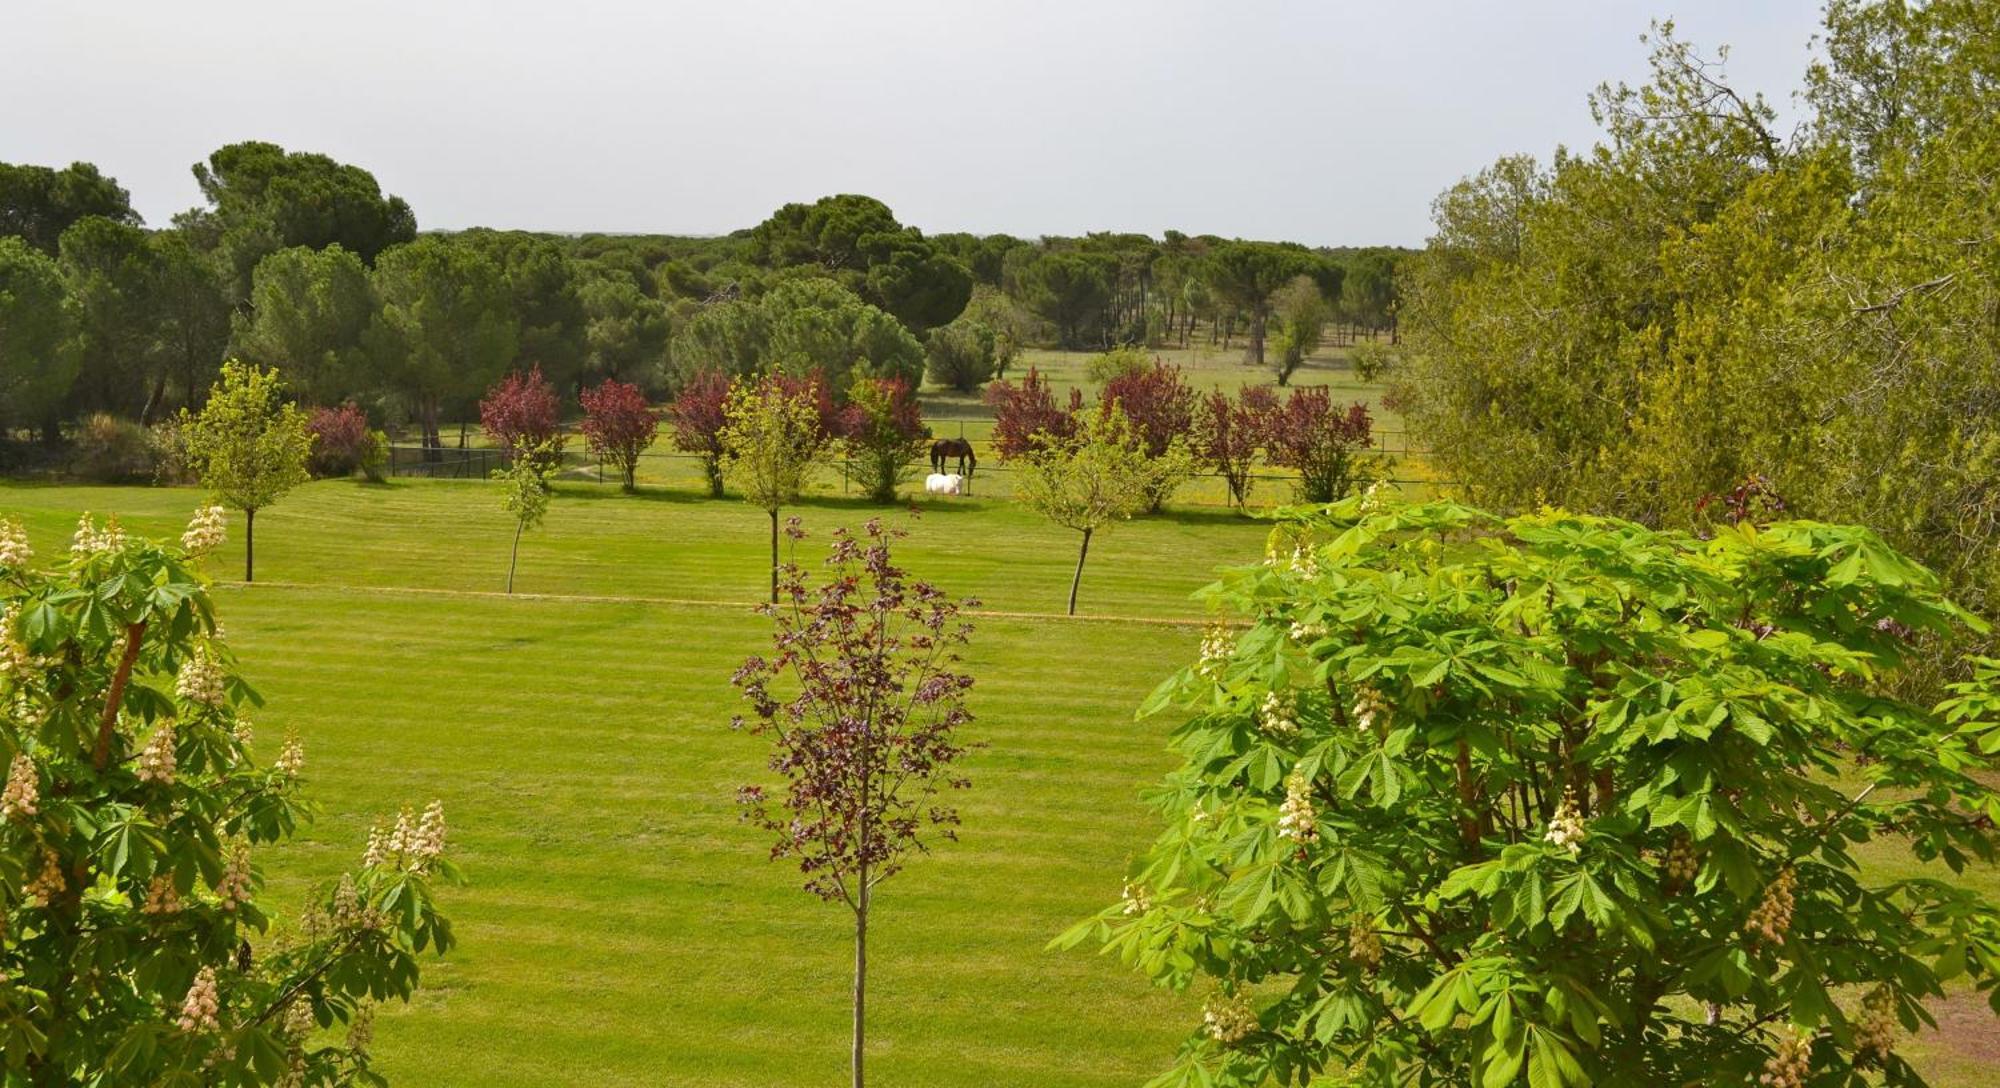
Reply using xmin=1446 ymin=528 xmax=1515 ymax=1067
xmin=7 ymin=1 xmax=1823 ymax=247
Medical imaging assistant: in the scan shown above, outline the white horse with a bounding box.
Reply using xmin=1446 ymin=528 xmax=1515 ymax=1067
xmin=924 ymin=472 xmax=963 ymax=496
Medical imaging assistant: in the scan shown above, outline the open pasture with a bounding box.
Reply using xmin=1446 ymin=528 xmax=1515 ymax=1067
xmin=4 ymin=477 xmax=1997 ymax=1084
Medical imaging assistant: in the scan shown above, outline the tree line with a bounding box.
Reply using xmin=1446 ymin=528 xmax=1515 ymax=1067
xmin=1 ymin=149 xmax=1406 ymax=470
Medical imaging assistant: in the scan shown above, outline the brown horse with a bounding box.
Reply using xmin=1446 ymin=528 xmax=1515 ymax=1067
xmin=930 ymin=437 xmax=976 ymax=478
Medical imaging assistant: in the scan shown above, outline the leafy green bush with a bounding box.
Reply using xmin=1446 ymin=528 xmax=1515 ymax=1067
xmin=0 ymin=510 xmax=456 ymax=1085
xmin=1086 ymin=344 xmax=1151 ymax=385
xmin=1060 ymin=497 xmax=2000 ymax=1087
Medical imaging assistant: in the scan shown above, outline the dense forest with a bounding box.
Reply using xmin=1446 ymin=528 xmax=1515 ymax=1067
xmin=0 ymin=146 xmax=1406 ymax=461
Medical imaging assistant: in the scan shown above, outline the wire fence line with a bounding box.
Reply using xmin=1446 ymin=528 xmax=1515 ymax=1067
xmin=386 ymin=439 xmax=1456 ymax=497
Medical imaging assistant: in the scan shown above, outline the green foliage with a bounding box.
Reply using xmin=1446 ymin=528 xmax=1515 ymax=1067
xmin=70 ymin=412 xmax=157 ymax=483
xmin=672 ymin=278 xmax=922 ymax=393
xmin=1014 ymin=406 xmax=1188 ymax=614
xmin=0 ymin=237 xmax=78 ymax=434
xmin=579 ymin=271 xmax=670 ymax=388
xmin=748 ymin=194 xmax=971 ymax=334
xmin=1086 ymin=345 xmax=1152 ymax=386
xmin=232 ymin=245 xmax=377 ymax=407
xmin=0 ymin=160 xmax=137 ymax=255
xmin=0 ymin=509 xmax=455 ymax=1086
xmin=1267 ymin=276 xmax=1327 ymax=387
xmin=494 ymin=440 xmax=559 ymax=593
xmin=923 ymin=319 xmax=998 ymax=393
xmin=1017 ymin=250 xmax=1113 ymax=349
xmin=367 ymin=236 xmax=518 ymax=449
xmin=1201 ymin=242 xmax=1316 ymax=368
xmin=188 ymin=141 xmax=417 ymax=303
xmin=722 ymin=376 xmax=832 ymax=601
xmin=1397 ymin=8 xmax=2000 ymax=656
xmin=178 ymin=362 xmax=313 ymax=581
xmin=1061 ymin=496 xmax=2000 ymax=1087
xmin=57 ymin=215 xmax=165 ymax=421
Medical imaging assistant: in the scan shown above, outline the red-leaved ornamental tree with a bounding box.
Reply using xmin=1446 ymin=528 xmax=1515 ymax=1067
xmin=669 ymin=369 xmax=733 ymax=498
xmin=305 ymin=402 xmax=373 ymax=479
xmin=1100 ymin=363 xmax=1195 ymax=461
xmin=1195 ymin=386 xmax=1276 ymax=509
xmin=983 ymin=366 xmax=1081 ymax=459
xmin=731 ymin=518 xmax=977 ymax=1088
xmin=578 ymin=378 xmax=660 ymax=492
xmin=479 ymin=365 xmax=565 ymax=468
xmin=1264 ymin=387 xmax=1378 ymax=503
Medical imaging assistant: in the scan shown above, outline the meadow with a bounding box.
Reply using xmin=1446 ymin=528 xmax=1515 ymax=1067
xmin=4 ymin=471 xmax=1996 ymax=1086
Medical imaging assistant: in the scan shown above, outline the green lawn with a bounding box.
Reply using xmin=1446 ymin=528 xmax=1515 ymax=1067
xmin=3 ymin=478 xmax=1995 ymax=1084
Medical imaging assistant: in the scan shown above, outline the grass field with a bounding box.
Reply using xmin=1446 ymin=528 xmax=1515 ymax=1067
xmin=3 ymin=476 xmax=1996 ymax=1085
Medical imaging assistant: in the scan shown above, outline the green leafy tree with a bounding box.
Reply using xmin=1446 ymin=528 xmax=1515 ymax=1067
xmin=179 ymin=361 xmax=314 ymax=582
xmin=0 ymin=160 xmax=137 ymax=254
xmin=922 ymin=318 xmax=998 ymax=393
xmin=494 ymin=439 xmax=559 ymax=593
xmin=1061 ymin=496 xmax=2000 ymax=1087
xmin=721 ymin=374 xmax=832 ymax=603
xmin=1018 ymin=250 xmax=1113 ymax=349
xmin=1267 ymin=275 xmax=1327 ymax=386
xmin=1201 ymin=241 xmax=1315 ymax=369
xmin=0 ymin=509 xmax=455 ymax=1087
xmin=0 ymin=237 xmax=79 ymax=441
xmin=460 ymin=230 xmax=588 ymax=392
xmin=57 ymin=215 xmax=164 ymax=421
xmin=368 ymin=236 xmax=518 ymax=454
xmin=673 ymin=279 xmax=922 ymax=393
xmin=837 ymin=377 xmax=927 ymax=504
xmin=579 ymin=272 xmax=671 ymax=386
xmin=748 ymin=194 xmax=971 ymax=333
xmin=1014 ymin=405 xmax=1173 ymax=615
xmin=185 ymin=142 xmax=416 ymax=303
xmin=233 ymin=245 xmax=377 ymax=407
xmin=147 ymin=228 xmax=233 ymax=418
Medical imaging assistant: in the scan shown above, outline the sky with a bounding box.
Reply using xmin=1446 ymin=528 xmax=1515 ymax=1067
xmin=5 ymin=1 xmax=1825 ymax=247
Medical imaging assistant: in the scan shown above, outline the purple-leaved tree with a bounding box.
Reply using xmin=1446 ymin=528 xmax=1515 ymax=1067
xmin=730 ymin=518 xmax=977 ymax=1088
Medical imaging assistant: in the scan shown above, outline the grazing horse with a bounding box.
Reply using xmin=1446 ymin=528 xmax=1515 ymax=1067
xmin=930 ymin=437 xmax=976 ymax=478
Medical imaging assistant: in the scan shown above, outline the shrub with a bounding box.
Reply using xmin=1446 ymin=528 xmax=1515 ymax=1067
xmin=71 ymin=412 xmax=155 ymax=483
xmin=147 ymin=418 xmax=196 ymax=486
xmin=924 ymin=319 xmax=998 ymax=393
xmin=983 ymin=367 xmax=1081 ymax=459
xmin=579 ymin=378 xmax=660 ymax=492
xmin=1100 ymin=363 xmax=1198 ymax=512
xmin=1085 ymin=344 xmax=1151 ymax=385
xmin=1264 ymin=387 xmax=1378 ymax=503
xmin=1195 ymin=386 xmax=1276 ymax=509
xmin=306 ymin=403 xmax=375 ymax=478
xmin=1062 ymin=497 xmax=2000 ymax=1088
xmin=838 ymin=377 xmax=928 ymax=504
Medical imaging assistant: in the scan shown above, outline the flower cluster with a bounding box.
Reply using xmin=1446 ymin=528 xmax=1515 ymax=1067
xmin=1746 ymin=866 xmax=1797 ymax=945
xmin=177 ymin=967 xmax=221 ymax=1033
xmin=69 ymin=513 xmax=127 ymax=558
xmin=1544 ymin=792 xmax=1586 ymax=857
xmin=347 ymin=1003 xmax=375 ymax=1054
xmin=1277 ymin=767 xmax=1319 ymax=845
xmin=181 ymin=504 xmax=228 ymax=555
xmin=176 ymin=648 xmax=228 ymax=709
xmin=1287 ymin=617 xmax=1329 ymax=644
xmin=1196 ymin=625 xmax=1233 ymax=680
xmin=1348 ymin=917 xmax=1383 ymax=971
xmin=2 ymin=753 xmax=39 ymax=820
xmin=25 ymin=848 xmax=64 ymax=906
xmin=1257 ymin=690 xmax=1298 ymax=737
xmin=0 ymin=518 xmax=30 ymax=568
xmin=1202 ymin=991 xmax=1257 ymax=1044
xmin=0 ymin=607 xmax=30 ymax=678
xmin=1284 ymin=546 xmax=1321 ymax=579
xmin=1852 ymin=985 xmax=1897 ymax=1066
xmin=363 ymin=801 xmax=447 ymax=873
xmin=215 ymin=840 xmax=254 ymax=911
xmin=1121 ymin=881 xmax=1152 ymax=916
xmin=1662 ymin=835 xmax=1699 ymax=890
xmin=275 ymin=732 xmax=306 ymax=779
xmin=1350 ymin=685 xmax=1386 ymax=733
xmin=1757 ymin=1030 xmax=1814 ymax=1087
xmin=142 ymin=874 xmax=183 ymax=916
xmin=136 ymin=723 xmax=177 ymax=785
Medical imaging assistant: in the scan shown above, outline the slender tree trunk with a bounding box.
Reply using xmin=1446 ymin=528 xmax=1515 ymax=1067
xmin=769 ymin=508 xmax=780 ymax=605
xmin=1067 ymin=527 xmax=1092 ymax=616
xmin=852 ymin=882 xmax=869 ymax=1088
xmin=244 ymin=507 xmax=255 ymax=583
xmin=508 ymin=518 xmax=523 ymax=593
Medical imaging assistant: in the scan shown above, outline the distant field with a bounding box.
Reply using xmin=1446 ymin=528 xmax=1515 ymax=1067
xmin=3 ymin=477 xmax=1991 ymax=1085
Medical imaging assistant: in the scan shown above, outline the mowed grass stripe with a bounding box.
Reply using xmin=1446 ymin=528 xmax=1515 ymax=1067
xmin=212 ymin=586 xmax=1192 ymax=1086
xmin=3 ymin=479 xmax=1270 ymax=621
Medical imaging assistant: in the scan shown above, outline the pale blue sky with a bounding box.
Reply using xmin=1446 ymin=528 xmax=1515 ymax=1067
xmin=6 ymin=1 xmax=1824 ymax=245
